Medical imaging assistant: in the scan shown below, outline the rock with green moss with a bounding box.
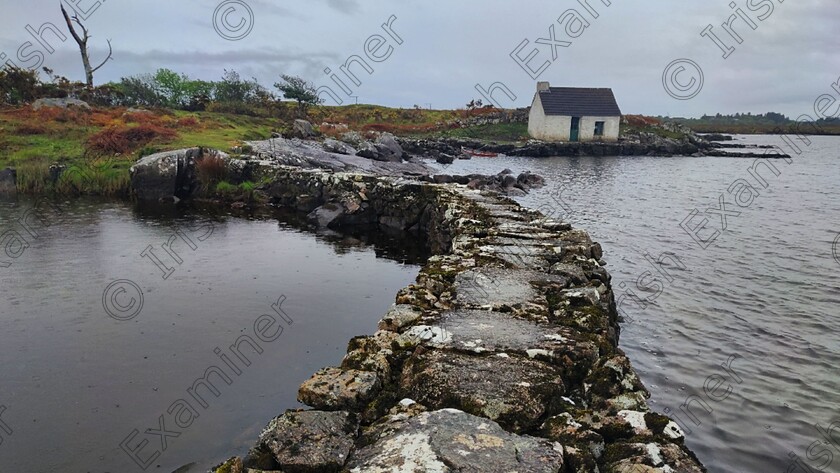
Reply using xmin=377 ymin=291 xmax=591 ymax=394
xmin=298 ymin=367 xmax=381 ymax=410
xmin=603 ymin=442 xmax=706 ymax=473
xmin=250 ymin=409 xmax=358 ymax=473
xmin=346 ymin=409 xmax=565 ymax=473
xmin=400 ymin=349 xmax=565 ymax=433
xmin=377 ymin=304 xmax=423 ymax=332
xmin=212 ymin=457 xmax=243 ymax=473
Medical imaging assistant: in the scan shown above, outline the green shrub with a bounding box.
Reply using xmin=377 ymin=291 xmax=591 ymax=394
xmin=215 ymin=181 xmax=236 ymax=195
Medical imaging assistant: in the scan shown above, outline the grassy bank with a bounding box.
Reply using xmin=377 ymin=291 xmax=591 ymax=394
xmin=0 ymin=104 xmax=513 ymax=195
xmin=0 ymin=103 xmax=697 ymax=196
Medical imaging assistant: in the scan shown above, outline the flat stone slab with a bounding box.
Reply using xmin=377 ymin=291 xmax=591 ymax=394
xmin=477 ymin=238 xmax=563 ymax=270
xmin=346 ymin=409 xmax=565 ymax=473
xmin=400 ymin=349 xmax=565 ymax=432
xmin=454 ymin=268 xmax=564 ymax=307
xmin=398 ymin=310 xmax=598 ymax=375
xmin=256 ymin=410 xmax=358 ymax=472
xmin=298 ymin=367 xmax=380 ymax=410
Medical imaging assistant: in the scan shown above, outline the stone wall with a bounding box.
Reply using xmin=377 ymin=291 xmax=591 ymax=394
xmin=213 ymin=168 xmax=707 ymax=473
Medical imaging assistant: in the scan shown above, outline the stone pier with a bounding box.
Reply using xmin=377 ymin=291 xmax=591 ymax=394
xmin=209 ymin=166 xmax=706 ymax=473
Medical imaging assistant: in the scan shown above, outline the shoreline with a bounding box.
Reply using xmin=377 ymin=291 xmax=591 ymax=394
xmin=0 ymin=133 xmax=794 ymax=201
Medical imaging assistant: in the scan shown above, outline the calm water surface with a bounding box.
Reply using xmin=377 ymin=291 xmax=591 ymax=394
xmin=433 ymin=135 xmax=840 ymax=473
xmin=0 ymin=202 xmax=422 ymax=472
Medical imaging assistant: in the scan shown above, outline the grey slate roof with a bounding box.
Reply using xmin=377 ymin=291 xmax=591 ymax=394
xmin=537 ymin=87 xmax=621 ymax=117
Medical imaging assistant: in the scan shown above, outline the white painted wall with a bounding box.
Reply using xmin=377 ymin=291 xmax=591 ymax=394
xmin=578 ymin=116 xmax=620 ymax=142
xmin=527 ymin=94 xmax=621 ymax=142
xmin=528 ymin=94 xmax=571 ymax=141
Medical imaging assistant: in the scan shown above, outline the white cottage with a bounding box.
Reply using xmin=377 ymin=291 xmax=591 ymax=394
xmin=528 ymin=82 xmax=621 ymax=142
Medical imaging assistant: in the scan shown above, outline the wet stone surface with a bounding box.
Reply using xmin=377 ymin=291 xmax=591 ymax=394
xmin=400 ymin=349 xmax=566 ymax=432
xmin=249 ymin=409 xmax=358 ymax=472
xmin=346 ymin=409 xmax=565 ymax=473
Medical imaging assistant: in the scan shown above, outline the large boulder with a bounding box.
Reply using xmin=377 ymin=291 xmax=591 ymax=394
xmin=346 ymin=409 xmax=565 ymax=472
xmin=32 ymin=97 xmax=90 ymax=110
xmin=356 ymin=142 xmax=401 ymax=162
xmin=248 ymin=409 xmax=359 ymax=472
xmin=356 ymin=133 xmax=406 ymax=162
xmin=0 ymin=168 xmax=16 ymax=196
xmin=293 ymin=119 xmax=317 ymax=139
xmin=375 ymin=132 xmax=406 ymax=159
xmin=129 ymin=148 xmax=229 ymax=202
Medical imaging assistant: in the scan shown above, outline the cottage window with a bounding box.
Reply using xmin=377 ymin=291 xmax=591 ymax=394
xmin=594 ymin=121 xmax=605 ymax=136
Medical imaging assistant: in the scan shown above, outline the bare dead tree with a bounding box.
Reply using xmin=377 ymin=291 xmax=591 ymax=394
xmin=60 ymin=4 xmax=113 ymax=88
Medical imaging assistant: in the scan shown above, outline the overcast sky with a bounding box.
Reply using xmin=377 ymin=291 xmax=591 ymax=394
xmin=1 ymin=0 xmax=837 ymax=118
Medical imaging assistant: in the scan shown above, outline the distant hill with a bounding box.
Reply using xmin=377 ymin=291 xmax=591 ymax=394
xmin=661 ymin=112 xmax=840 ymax=135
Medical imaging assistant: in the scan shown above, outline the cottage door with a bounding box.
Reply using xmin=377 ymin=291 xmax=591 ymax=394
xmin=570 ymin=117 xmax=581 ymax=142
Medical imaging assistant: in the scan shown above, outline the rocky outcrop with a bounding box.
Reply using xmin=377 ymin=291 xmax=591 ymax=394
xmin=246 ymin=138 xmax=429 ymax=177
xmin=129 ymin=148 xmax=229 ymax=202
xmin=32 ymin=97 xmax=90 ymax=110
xmin=400 ymin=135 xmax=791 ymax=160
xmin=400 ymin=137 xmax=703 ymax=158
xmin=128 ymin=145 xmax=547 ymax=204
xmin=209 ymin=167 xmax=706 ymax=473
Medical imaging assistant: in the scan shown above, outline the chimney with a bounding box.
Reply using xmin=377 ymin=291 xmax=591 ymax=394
xmin=537 ymin=81 xmax=550 ymax=92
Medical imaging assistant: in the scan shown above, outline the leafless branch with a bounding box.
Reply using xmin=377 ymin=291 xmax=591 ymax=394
xmin=91 ymin=39 xmax=113 ymax=73
xmin=60 ymin=4 xmax=85 ymax=46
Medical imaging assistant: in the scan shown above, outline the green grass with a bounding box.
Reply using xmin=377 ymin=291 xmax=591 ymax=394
xmin=168 ymin=111 xmax=277 ymax=150
xmin=619 ymin=123 xmax=684 ymax=140
xmin=428 ymin=122 xmax=530 ymax=142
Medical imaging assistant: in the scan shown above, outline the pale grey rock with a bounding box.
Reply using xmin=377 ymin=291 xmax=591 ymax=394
xmin=32 ymin=97 xmax=90 ymax=110
xmin=346 ymin=409 xmax=565 ymax=473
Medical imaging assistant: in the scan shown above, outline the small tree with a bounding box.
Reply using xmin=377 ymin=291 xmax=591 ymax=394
xmin=60 ymin=4 xmax=113 ymax=88
xmin=0 ymin=65 xmax=41 ymax=104
xmin=274 ymin=75 xmax=322 ymax=117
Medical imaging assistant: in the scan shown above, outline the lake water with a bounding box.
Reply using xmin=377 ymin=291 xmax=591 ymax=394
xmin=432 ymin=135 xmax=840 ymax=473
xmin=0 ymin=201 xmax=422 ymax=472
xmin=1 ymin=134 xmax=837 ymax=473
